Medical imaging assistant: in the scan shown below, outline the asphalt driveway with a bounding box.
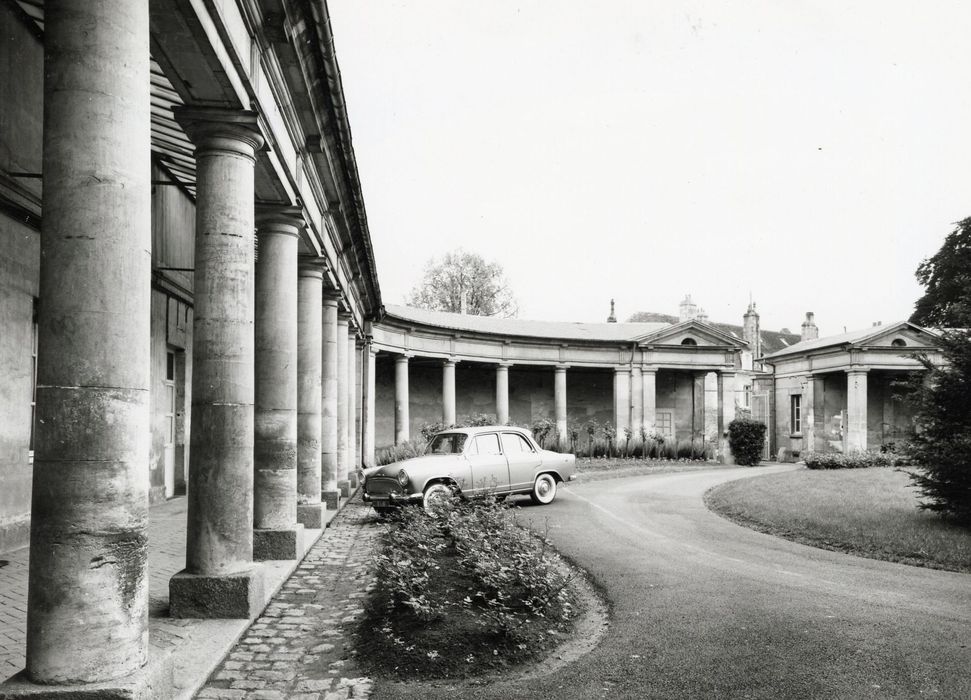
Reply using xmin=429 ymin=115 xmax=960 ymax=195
xmin=374 ymin=465 xmax=971 ymax=699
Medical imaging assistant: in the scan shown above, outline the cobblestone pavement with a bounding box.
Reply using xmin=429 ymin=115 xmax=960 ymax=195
xmin=196 ymin=497 xmax=380 ymax=700
xmin=0 ymin=548 xmax=29 ymax=680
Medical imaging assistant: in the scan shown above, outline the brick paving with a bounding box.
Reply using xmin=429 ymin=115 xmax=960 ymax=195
xmin=0 ymin=497 xmax=191 ymax=681
xmin=196 ymin=498 xmax=380 ymax=700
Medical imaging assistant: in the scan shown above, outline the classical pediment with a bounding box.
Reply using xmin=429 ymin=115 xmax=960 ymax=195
xmin=849 ymin=322 xmax=941 ymax=350
xmin=634 ymin=320 xmax=747 ymax=348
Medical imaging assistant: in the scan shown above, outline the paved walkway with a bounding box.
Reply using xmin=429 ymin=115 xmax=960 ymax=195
xmin=1 ymin=495 xmax=382 ymax=700
xmin=197 ymin=499 xmax=379 ymax=700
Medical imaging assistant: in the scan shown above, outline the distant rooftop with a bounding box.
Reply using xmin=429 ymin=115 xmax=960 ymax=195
xmin=627 ymin=310 xmax=801 ymax=354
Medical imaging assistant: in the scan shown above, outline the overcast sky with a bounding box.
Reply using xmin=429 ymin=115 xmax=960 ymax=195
xmin=328 ymin=1 xmax=971 ymax=336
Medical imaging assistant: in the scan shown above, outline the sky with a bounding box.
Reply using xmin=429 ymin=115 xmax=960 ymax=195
xmin=327 ymin=1 xmax=971 ymax=336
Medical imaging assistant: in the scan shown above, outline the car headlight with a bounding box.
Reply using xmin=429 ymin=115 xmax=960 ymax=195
xmin=396 ymin=469 xmax=410 ymax=488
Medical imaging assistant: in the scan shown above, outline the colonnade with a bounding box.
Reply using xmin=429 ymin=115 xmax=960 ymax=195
xmin=384 ymin=356 xmax=737 ymax=450
xmin=23 ymin=2 xmax=370 ymax=683
xmin=797 ymin=369 xmax=869 ymax=452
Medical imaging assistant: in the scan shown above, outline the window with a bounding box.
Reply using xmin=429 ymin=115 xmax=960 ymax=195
xmin=501 ymin=432 xmax=534 ymax=454
xmin=742 ymin=384 xmax=752 ymax=408
xmin=427 ymin=432 xmax=467 ymax=454
xmin=474 ymin=433 xmax=502 ymax=455
xmin=656 ymin=411 xmax=674 ymax=439
xmin=891 ymin=338 xmax=907 ymax=348
xmin=681 ymin=338 xmax=697 ymax=346
xmin=790 ymin=395 xmax=802 ymax=435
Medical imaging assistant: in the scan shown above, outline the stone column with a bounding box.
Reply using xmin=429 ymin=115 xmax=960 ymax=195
xmin=336 ymin=313 xmax=351 ymax=497
xmin=169 ymin=107 xmax=265 ymax=619
xmin=395 ymin=355 xmax=411 ymax=444
xmin=554 ymin=366 xmax=568 ymax=450
xmin=846 ymin=369 xmax=868 ymax=452
xmin=355 ymin=339 xmax=364 ymax=472
xmin=496 ymin=363 xmax=510 ymax=425
xmin=320 ymin=293 xmax=340 ymax=509
xmin=443 ymin=359 xmax=457 ymax=425
xmin=26 ymin=0 xmax=151 ymax=683
xmin=613 ymin=368 xmax=631 ymax=437
xmin=802 ymin=373 xmax=815 ymax=453
xmin=363 ymin=345 xmax=377 ymax=467
xmin=630 ymin=366 xmax=644 ymax=439
xmin=642 ymin=369 xmax=657 ymax=433
xmin=252 ymin=208 xmax=301 ymax=560
xmin=347 ymin=330 xmax=358 ymax=487
xmin=704 ymin=371 xmax=719 ymax=450
xmin=296 ymin=262 xmax=324 ymax=529
xmin=719 ymin=372 xmax=736 ymax=464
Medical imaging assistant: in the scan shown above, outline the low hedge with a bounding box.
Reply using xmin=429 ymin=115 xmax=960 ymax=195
xmin=803 ymin=450 xmax=907 ymax=469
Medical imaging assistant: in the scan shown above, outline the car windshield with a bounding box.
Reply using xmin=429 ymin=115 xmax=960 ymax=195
xmin=427 ymin=433 xmax=467 ymax=455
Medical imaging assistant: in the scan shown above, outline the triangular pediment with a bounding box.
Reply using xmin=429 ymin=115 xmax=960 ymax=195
xmin=849 ymin=322 xmax=941 ymax=350
xmin=635 ymin=320 xmax=747 ymax=348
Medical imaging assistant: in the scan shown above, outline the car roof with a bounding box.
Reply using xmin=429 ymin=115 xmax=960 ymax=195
xmin=437 ymin=425 xmax=530 ymax=436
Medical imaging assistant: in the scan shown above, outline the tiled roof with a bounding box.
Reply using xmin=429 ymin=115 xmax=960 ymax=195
xmin=762 ymin=321 xmax=941 ymax=359
xmin=382 ymin=305 xmax=669 ymax=342
xmin=627 ymin=311 xmax=801 ymax=354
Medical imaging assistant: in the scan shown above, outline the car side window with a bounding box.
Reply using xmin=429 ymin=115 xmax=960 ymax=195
xmin=500 ymin=432 xmax=530 ymax=454
xmin=474 ymin=433 xmax=502 ymax=456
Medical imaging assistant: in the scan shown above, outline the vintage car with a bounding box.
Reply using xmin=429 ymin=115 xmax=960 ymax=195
xmin=361 ymin=425 xmax=577 ymax=513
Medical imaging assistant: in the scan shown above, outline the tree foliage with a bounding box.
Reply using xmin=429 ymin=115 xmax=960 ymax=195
xmin=910 ymin=217 xmax=971 ymax=328
xmin=905 ymin=329 xmax=971 ymax=525
xmin=905 ymin=220 xmax=971 ymax=525
xmin=727 ymin=418 xmax=767 ymax=467
xmin=407 ymin=249 xmax=518 ymax=317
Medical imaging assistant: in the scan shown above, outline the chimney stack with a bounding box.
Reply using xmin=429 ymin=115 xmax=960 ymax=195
xmin=743 ymin=301 xmax=761 ymax=358
xmin=801 ymin=312 xmax=819 ymax=341
xmin=607 ymin=298 xmax=617 ymax=323
xmin=679 ymin=294 xmax=698 ymax=322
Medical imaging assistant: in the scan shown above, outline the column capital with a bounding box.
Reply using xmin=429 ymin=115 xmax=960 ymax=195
xmin=641 ymin=367 xmax=658 ymax=376
xmin=845 ymin=368 xmax=870 ymax=375
xmin=444 ymin=358 xmax=459 ymax=367
xmin=321 ymin=288 xmax=341 ymax=305
xmin=395 ymin=353 xmax=413 ymax=363
xmin=256 ymin=204 xmax=305 ymax=236
xmin=496 ymin=361 xmax=512 ymax=370
xmin=614 ymin=365 xmax=630 ymax=374
xmin=298 ymin=257 xmax=327 ymax=280
xmin=174 ymin=106 xmax=264 ymax=157
xmin=554 ymin=364 xmax=569 ymax=372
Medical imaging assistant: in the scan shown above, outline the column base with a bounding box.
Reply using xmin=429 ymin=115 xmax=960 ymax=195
xmin=253 ymin=524 xmax=304 ymax=561
xmin=0 ymin=657 xmax=175 ymax=700
xmin=296 ymin=502 xmax=324 ymax=529
xmin=169 ymin=567 xmax=265 ymax=619
xmin=322 ymin=490 xmax=341 ymax=510
xmin=338 ymin=480 xmax=351 ymax=498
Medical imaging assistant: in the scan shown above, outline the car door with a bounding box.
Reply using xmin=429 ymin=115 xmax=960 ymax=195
xmin=466 ymin=432 xmax=511 ymax=495
xmin=501 ymin=432 xmax=542 ymax=492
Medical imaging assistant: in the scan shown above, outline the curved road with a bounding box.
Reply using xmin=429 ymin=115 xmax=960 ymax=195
xmin=376 ymin=466 xmax=971 ymax=699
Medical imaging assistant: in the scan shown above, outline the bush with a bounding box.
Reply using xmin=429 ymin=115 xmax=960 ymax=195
xmin=803 ymin=450 xmax=904 ymax=470
xmin=375 ymin=440 xmax=424 ymax=466
xmin=728 ymin=418 xmax=767 ymax=466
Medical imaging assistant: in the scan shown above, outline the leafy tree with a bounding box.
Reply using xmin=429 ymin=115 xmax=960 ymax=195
xmin=408 ymin=249 xmax=517 ymax=317
xmin=905 ymin=329 xmax=971 ymax=524
xmin=910 ymin=217 xmax=971 ymax=327
xmin=905 ymin=219 xmax=971 ymax=525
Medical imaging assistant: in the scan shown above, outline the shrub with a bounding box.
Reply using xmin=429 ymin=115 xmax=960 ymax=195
xmin=375 ymin=440 xmax=424 ymax=466
xmin=803 ymin=450 xmax=904 ymax=470
xmin=728 ymin=418 xmax=767 ymax=466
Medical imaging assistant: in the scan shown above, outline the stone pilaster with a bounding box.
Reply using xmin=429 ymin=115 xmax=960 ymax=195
xmin=554 ymin=366 xmax=568 ymax=450
xmin=496 ymin=363 xmax=510 ymax=425
xmin=846 ymin=369 xmax=868 ymax=452
xmin=169 ymin=107 xmax=266 ymax=618
xmin=630 ymin=366 xmax=644 ymax=439
xmin=336 ymin=313 xmax=350 ymax=497
xmin=296 ymin=262 xmax=324 ymax=529
xmin=613 ymin=368 xmax=631 ymax=438
xmin=704 ymin=371 xmax=719 ymax=447
xmin=443 ymin=359 xmax=457 ymax=425
xmin=719 ymin=372 xmax=736 ymax=464
xmin=25 ymin=0 xmax=151 ymax=683
xmin=363 ymin=346 xmax=377 ymax=467
xmin=802 ymin=373 xmax=815 ymax=454
xmin=252 ymin=208 xmax=302 ymax=560
xmin=395 ymin=355 xmax=411 ymax=444
xmin=642 ymin=369 xmax=657 ymax=434
xmin=320 ymin=293 xmax=340 ymax=509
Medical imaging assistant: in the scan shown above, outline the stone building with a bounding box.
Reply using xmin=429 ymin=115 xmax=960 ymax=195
xmin=0 ymin=0 xmax=946 ymax=695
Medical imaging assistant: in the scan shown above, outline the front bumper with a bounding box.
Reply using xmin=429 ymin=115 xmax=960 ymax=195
xmin=361 ymin=490 xmax=422 ymax=506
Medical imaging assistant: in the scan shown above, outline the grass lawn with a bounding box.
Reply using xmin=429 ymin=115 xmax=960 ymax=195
xmin=705 ymin=467 xmax=971 ymax=573
xmin=576 ymin=456 xmax=735 ymax=480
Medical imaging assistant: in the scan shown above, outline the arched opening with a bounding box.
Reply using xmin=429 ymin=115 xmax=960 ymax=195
xmin=681 ymin=337 xmax=697 ymax=346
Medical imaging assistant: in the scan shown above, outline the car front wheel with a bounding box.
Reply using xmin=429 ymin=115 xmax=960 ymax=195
xmin=530 ymin=473 xmax=557 ymax=505
xmin=422 ymin=482 xmax=452 ymax=512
